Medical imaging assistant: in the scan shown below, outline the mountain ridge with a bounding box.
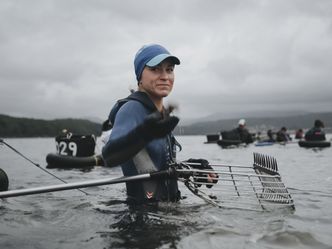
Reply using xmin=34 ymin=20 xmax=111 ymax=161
xmin=0 ymin=114 xmax=102 ymax=138
xmin=1 ymin=112 xmax=331 ymax=137
xmin=175 ymin=112 xmax=332 ymax=135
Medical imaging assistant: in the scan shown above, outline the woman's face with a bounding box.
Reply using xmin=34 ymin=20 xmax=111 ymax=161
xmin=139 ymin=59 xmax=175 ymax=99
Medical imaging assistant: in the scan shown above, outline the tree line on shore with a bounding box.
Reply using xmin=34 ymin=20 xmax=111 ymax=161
xmin=0 ymin=114 xmax=102 ymax=138
xmin=1 ymin=112 xmax=331 ymax=138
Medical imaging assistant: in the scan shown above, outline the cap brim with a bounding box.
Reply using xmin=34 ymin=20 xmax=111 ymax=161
xmin=146 ymin=54 xmax=180 ymax=67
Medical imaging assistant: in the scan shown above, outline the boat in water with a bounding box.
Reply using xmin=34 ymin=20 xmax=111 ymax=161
xmin=298 ymin=140 xmax=331 ymax=148
xmin=55 ymin=131 xmax=96 ymax=157
xmin=204 ymin=134 xmax=220 ymax=144
xmin=217 ymin=139 xmax=245 ymax=148
xmin=254 ymin=141 xmax=275 ymax=147
xmin=46 ymin=130 xmax=98 ymax=169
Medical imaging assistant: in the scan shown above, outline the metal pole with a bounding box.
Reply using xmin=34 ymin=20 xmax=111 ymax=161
xmin=0 ymin=173 xmax=152 ymax=198
xmin=1 ymin=139 xmax=89 ymax=195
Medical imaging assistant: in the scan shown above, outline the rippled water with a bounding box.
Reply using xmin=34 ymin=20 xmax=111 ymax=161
xmin=0 ymin=136 xmax=331 ymax=249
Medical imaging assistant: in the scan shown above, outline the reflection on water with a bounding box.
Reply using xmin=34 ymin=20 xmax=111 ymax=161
xmin=0 ymin=137 xmax=332 ymax=249
xmin=95 ymin=200 xmax=197 ymax=249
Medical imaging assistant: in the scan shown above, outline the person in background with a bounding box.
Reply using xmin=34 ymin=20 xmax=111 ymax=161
xmin=255 ymin=131 xmax=262 ymax=141
xmin=276 ymin=127 xmax=292 ymax=142
xmin=305 ymin=119 xmax=326 ymax=141
xmin=295 ymin=129 xmax=304 ymax=139
xmin=102 ymin=44 xmax=217 ymax=205
xmin=267 ymin=129 xmax=276 ymax=142
xmin=232 ymin=119 xmax=254 ymax=144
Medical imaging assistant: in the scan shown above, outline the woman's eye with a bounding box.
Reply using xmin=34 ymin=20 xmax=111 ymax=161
xmin=167 ymin=67 xmax=174 ymax=73
xmin=149 ymin=67 xmax=160 ymax=72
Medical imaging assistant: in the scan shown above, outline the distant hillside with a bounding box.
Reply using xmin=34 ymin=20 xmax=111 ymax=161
xmin=0 ymin=114 xmax=102 ymax=138
xmin=2 ymin=112 xmax=331 ymax=138
xmin=174 ymin=112 xmax=332 ymax=135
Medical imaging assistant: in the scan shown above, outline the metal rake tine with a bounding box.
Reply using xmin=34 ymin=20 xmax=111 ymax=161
xmin=266 ymin=156 xmax=273 ymax=169
xmin=256 ymin=153 xmax=260 ymax=164
xmin=260 ymin=154 xmax=264 ymax=166
xmin=264 ymin=155 xmax=268 ymax=168
xmin=264 ymin=155 xmax=268 ymax=169
xmin=257 ymin=153 xmax=261 ymax=166
xmin=261 ymin=154 xmax=264 ymax=167
xmin=268 ymin=156 xmax=273 ymax=171
xmin=253 ymin=153 xmax=279 ymax=175
xmin=270 ymin=156 xmax=275 ymax=172
xmin=260 ymin=154 xmax=263 ymax=166
xmin=272 ymin=157 xmax=276 ymax=171
xmin=274 ymin=157 xmax=279 ymax=172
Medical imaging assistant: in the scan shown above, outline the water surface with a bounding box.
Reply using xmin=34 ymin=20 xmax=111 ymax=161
xmin=0 ymin=136 xmax=331 ymax=248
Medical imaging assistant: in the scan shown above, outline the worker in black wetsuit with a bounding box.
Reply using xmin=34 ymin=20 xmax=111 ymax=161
xmin=305 ymin=119 xmax=326 ymax=141
xmin=276 ymin=127 xmax=292 ymax=142
xmin=102 ymin=44 xmax=217 ymax=205
xmin=232 ymin=119 xmax=253 ymax=144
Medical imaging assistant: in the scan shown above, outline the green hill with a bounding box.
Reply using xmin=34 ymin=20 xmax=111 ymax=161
xmin=1 ymin=112 xmax=331 ymax=137
xmin=0 ymin=114 xmax=102 ymax=138
xmin=174 ymin=112 xmax=332 ymax=135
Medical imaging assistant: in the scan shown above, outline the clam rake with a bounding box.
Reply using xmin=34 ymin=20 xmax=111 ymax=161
xmin=0 ymin=153 xmax=294 ymax=211
xmin=177 ymin=152 xmax=295 ymax=211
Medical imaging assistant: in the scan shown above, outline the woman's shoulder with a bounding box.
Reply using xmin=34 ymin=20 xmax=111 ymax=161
xmin=119 ymin=99 xmax=150 ymax=115
xmin=111 ymin=100 xmax=149 ymax=133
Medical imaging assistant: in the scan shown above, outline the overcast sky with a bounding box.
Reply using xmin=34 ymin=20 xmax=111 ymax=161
xmin=1 ymin=0 xmax=331 ymax=123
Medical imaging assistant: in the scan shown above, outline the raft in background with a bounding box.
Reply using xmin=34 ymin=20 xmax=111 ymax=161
xmin=254 ymin=141 xmax=275 ymax=147
xmin=46 ymin=131 xmax=98 ymax=169
xmin=55 ymin=132 xmax=96 ymax=157
xmin=216 ymin=130 xmax=245 ymax=148
xmin=217 ymin=139 xmax=244 ymax=148
xmin=0 ymin=168 xmax=9 ymax=191
xmin=204 ymin=134 xmax=220 ymax=144
xmin=298 ymin=140 xmax=331 ymax=148
xmin=46 ymin=153 xmax=104 ymax=169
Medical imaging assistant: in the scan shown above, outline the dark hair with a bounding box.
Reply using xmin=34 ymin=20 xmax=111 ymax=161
xmin=314 ymin=119 xmax=324 ymax=128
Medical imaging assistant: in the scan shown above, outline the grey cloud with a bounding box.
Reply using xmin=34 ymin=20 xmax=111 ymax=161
xmin=1 ymin=0 xmax=332 ymax=122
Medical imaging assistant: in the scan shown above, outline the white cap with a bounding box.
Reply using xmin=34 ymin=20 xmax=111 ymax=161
xmin=238 ymin=119 xmax=246 ymax=126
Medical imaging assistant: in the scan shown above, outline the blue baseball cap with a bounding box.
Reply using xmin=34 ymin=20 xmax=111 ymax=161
xmin=134 ymin=44 xmax=180 ymax=81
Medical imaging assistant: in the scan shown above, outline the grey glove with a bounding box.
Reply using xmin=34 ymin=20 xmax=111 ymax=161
xmin=186 ymin=158 xmax=219 ymax=188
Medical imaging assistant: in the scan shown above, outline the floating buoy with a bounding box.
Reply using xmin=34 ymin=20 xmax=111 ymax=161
xmin=0 ymin=168 xmax=9 ymax=191
xmin=204 ymin=134 xmax=220 ymax=144
xmin=298 ymin=140 xmax=331 ymax=148
xmin=217 ymin=139 xmax=244 ymax=148
xmin=46 ymin=153 xmax=104 ymax=169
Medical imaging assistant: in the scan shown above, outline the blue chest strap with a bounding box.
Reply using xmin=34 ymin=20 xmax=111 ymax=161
xmin=102 ymin=91 xmax=157 ymax=132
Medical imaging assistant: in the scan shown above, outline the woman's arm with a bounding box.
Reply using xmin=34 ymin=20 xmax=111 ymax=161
xmin=102 ymin=103 xmax=179 ymax=167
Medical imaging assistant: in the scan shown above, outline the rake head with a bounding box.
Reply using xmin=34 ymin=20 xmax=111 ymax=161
xmin=176 ymin=153 xmax=295 ymax=211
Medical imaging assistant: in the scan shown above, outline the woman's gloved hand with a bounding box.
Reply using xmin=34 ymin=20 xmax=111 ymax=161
xmin=138 ymin=111 xmax=179 ymax=141
xmin=185 ymin=158 xmax=219 ymax=188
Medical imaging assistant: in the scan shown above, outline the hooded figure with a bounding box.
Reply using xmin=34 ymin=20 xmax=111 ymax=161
xmin=305 ymin=119 xmax=326 ymax=141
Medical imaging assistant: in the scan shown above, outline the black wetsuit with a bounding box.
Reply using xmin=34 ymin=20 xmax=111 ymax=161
xmin=305 ymin=127 xmax=326 ymax=141
xmin=232 ymin=127 xmax=253 ymax=144
xmin=102 ymin=92 xmax=180 ymax=204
